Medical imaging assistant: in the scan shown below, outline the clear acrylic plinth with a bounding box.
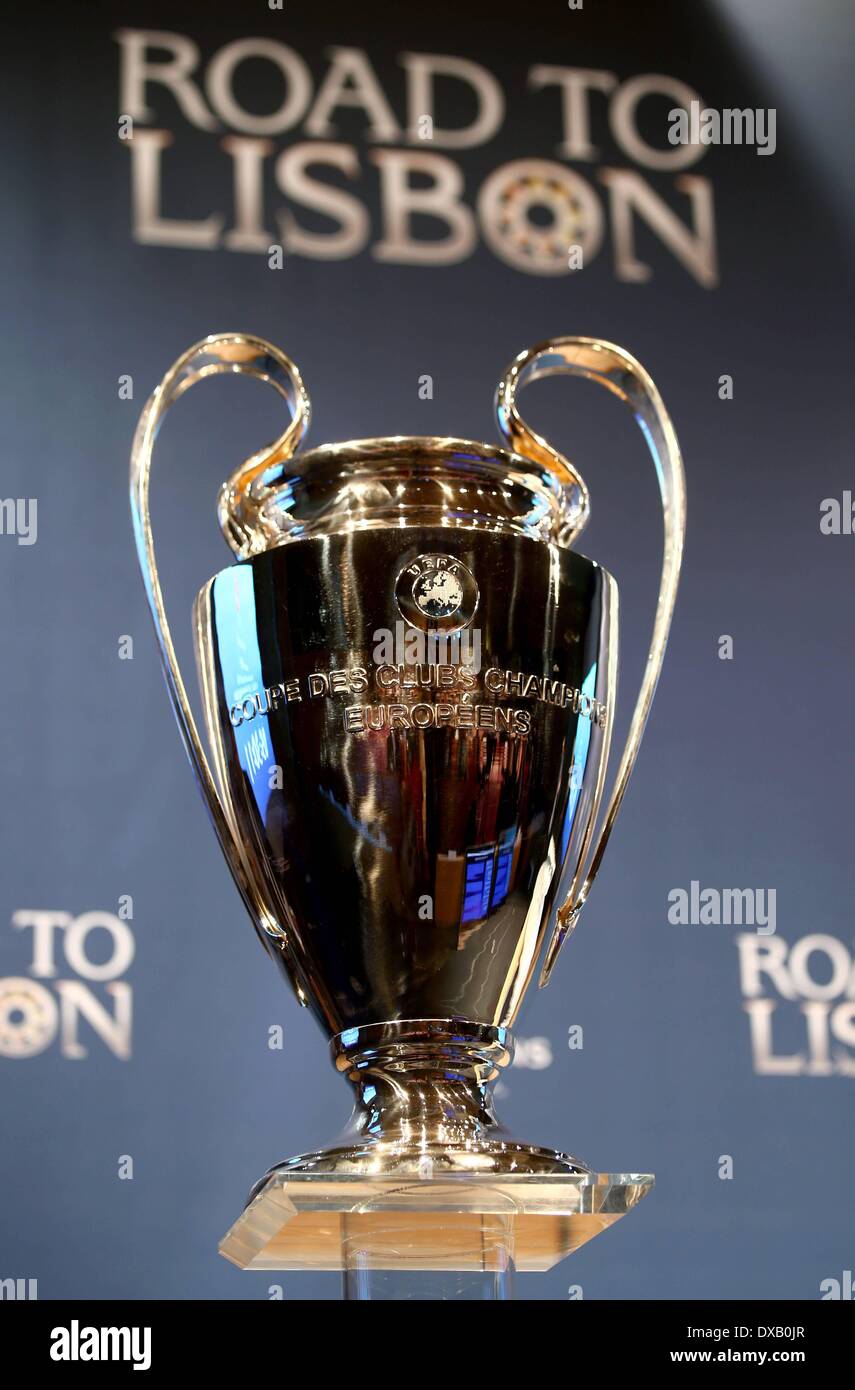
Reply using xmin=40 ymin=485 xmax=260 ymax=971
xmin=340 ymin=1209 xmax=517 ymax=1299
xmin=219 ymin=1171 xmax=654 ymax=1275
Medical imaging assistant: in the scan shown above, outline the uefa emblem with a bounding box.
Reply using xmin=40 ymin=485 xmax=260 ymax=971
xmin=394 ymin=553 xmax=480 ymax=632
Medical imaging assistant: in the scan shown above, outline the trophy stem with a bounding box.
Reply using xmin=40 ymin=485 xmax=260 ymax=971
xmin=330 ymin=1019 xmax=517 ymax=1174
xmin=250 ymin=1020 xmax=590 ymax=1182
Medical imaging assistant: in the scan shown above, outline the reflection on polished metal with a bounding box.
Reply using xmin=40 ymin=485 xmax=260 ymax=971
xmin=130 ymin=332 xmax=685 ymax=1279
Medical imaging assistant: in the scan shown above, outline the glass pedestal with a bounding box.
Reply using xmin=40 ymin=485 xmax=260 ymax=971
xmin=219 ymin=1171 xmax=653 ymax=1300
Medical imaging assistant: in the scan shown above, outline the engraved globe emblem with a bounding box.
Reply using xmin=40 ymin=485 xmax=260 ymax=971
xmin=395 ymin=553 xmax=479 ymax=632
xmin=413 ymin=568 xmax=464 ymax=619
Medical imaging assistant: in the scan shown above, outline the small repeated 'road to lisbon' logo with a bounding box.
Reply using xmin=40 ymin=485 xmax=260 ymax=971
xmin=395 ymin=554 xmax=479 ymax=632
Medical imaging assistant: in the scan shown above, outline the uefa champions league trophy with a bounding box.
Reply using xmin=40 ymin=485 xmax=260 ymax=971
xmin=130 ymin=332 xmax=685 ymax=1291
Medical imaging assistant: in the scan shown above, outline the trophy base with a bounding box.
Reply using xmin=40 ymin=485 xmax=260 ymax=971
xmin=218 ymin=1020 xmax=653 ymax=1272
xmin=218 ymin=1169 xmax=654 ymax=1273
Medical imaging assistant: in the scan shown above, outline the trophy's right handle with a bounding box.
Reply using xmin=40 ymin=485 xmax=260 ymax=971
xmin=496 ymin=337 xmax=686 ymax=987
xmin=129 ymin=334 xmax=311 ymax=973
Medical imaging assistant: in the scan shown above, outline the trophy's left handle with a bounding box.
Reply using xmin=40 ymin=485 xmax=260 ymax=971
xmin=496 ymin=337 xmax=686 ymax=987
xmin=129 ymin=333 xmax=311 ymax=959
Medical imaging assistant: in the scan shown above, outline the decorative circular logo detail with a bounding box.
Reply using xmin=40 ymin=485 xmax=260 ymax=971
xmin=477 ymin=158 xmax=603 ymax=275
xmin=395 ymin=554 xmax=479 ymax=632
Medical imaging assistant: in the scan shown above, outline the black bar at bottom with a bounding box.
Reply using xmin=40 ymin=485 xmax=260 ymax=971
xmin=2 ymin=1298 xmax=848 ymax=1376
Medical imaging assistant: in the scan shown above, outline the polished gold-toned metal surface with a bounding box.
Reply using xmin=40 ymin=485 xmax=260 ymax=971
xmin=130 ymin=331 xmax=684 ymax=1275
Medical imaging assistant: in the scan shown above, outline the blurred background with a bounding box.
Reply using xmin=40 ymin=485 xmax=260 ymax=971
xmin=1 ymin=0 xmax=853 ymax=1300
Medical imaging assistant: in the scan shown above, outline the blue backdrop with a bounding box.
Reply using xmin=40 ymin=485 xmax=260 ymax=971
xmin=1 ymin=0 xmax=853 ymax=1300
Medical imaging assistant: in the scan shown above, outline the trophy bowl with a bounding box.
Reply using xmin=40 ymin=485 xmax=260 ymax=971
xmin=131 ymin=334 xmax=684 ymax=1274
